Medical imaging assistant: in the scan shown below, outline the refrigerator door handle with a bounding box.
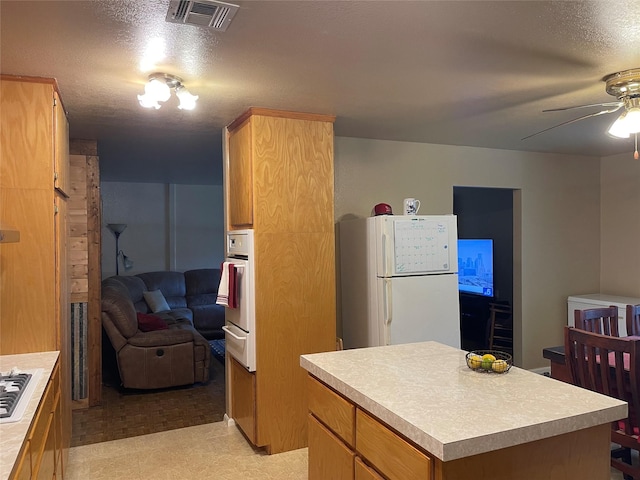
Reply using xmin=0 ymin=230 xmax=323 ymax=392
xmin=383 ymin=279 xmax=392 ymax=326
xmin=382 ymin=233 xmax=392 ymax=276
xmin=382 ymin=279 xmax=392 ymax=345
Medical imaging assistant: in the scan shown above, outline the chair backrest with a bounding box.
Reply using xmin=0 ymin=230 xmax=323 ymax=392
xmin=574 ymin=306 xmax=619 ymax=336
xmin=564 ymin=326 xmax=640 ymax=436
xmin=627 ymin=304 xmax=640 ymax=337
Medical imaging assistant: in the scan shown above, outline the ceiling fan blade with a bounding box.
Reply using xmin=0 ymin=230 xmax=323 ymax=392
xmin=522 ymin=105 xmax=624 ymax=141
xmin=542 ymin=102 xmax=623 ymax=112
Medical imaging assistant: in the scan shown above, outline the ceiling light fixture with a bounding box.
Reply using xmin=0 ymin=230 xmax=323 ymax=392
xmin=605 ymin=70 xmax=640 ymax=159
xmin=137 ymin=73 xmax=199 ymax=110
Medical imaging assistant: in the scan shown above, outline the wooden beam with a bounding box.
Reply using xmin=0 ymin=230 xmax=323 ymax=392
xmin=86 ymin=155 xmax=102 ymax=407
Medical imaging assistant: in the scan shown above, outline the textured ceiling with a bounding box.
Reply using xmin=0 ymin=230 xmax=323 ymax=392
xmin=1 ymin=1 xmax=640 ymax=184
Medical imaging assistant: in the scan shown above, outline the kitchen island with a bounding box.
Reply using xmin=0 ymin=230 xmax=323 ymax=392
xmin=301 ymin=341 xmax=627 ymax=480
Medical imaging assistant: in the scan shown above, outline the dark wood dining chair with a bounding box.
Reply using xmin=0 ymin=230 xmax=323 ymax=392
xmin=574 ymin=306 xmax=620 ymax=336
xmin=564 ymin=327 xmax=640 ymax=479
xmin=628 ymin=304 xmax=640 ymax=337
xmin=488 ymin=302 xmax=513 ymax=355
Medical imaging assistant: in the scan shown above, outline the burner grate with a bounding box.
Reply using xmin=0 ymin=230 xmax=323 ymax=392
xmin=0 ymin=373 xmax=32 ymax=419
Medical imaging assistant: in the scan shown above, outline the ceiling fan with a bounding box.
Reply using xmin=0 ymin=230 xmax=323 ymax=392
xmin=523 ymin=68 xmax=640 ymax=159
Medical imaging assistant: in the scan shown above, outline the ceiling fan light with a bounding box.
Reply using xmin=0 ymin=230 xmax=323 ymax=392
xmin=137 ymin=93 xmax=161 ymax=109
xmin=176 ymin=86 xmax=199 ymax=110
xmin=608 ymin=112 xmax=630 ymax=138
xmin=625 ymin=108 xmax=640 ymax=134
xmin=145 ymin=78 xmax=171 ymax=102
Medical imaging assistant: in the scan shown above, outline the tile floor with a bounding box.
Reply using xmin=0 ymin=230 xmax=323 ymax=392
xmin=65 ymin=421 xmax=307 ymax=480
xmin=65 ymin=419 xmax=627 ymax=480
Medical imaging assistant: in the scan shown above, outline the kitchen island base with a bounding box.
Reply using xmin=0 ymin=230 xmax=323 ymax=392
xmin=301 ymin=342 xmax=626 ymax=480
xmin=308 ymin=374 xmax=611 ymax=480
xmin=433 ymin=423 xmax=610 ymax=480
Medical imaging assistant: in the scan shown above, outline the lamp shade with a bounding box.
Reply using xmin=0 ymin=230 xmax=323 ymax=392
xmin=137 ymin=92 xmax=161 ymax=109
xmin=146 ymin=78 xmax=171 ymax=102
xmin=107 ymin=223 xmax=127 ymax=235
xmin=608 ymin=108 xmax=640 ymax=138
xmin=176 ymin=86 xmax=199 ymax=110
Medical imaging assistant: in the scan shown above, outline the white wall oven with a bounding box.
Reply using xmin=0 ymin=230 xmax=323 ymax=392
xmin=221 ymin=229 xmax=256 ymax=372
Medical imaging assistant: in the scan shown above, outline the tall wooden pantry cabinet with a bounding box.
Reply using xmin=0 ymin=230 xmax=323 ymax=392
xmin=0 ymin=75 xmax=71 ymax=475
xmin=225 ymin=108 xmax=337 ymax=454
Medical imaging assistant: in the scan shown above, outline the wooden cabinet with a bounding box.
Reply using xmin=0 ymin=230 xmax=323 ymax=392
xmin=308 ymin=375 xmax=434 ymax=480
xmin=355 ymin=458 xmax=384 ymax=480
xmin=12 ymin=444 xmax=31 ymax=480
xmin=227 ymin=118 xmax=253 ymax=227
xmin=0 ymin=75 xmax=71 ymax=474
xmin=308 ymin=414 xmax=355 ymax=480
xmin=356 ymin=409 xmax=432 ymax=480
xmin=10 ymin=362 xmax=62 ymax=480
xmin=230 ymin=357 xmax=257 ymax=444
xmin=225 ymin=108 xmax=337 ymax=454
xmin=53 ymin=91 xmax=70 ymax=196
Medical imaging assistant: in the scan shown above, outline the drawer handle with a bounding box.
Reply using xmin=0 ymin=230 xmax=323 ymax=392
xmin=222 ymin=325 xmax=245 ymax=341
xmin=156 ymin=349 xmax=164 ymax=357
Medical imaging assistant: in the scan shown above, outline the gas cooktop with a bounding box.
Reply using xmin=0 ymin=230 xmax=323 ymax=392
xmin=0 ymin=369 xmax=42 ymax=424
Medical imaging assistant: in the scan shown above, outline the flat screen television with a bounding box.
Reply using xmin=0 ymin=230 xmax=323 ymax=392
xmin=457 ymin=239 xmax=494 ymax=297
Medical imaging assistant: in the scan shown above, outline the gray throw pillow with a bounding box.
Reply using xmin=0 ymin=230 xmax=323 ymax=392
xmin=143 ymin=290 xmax=171 ymax=313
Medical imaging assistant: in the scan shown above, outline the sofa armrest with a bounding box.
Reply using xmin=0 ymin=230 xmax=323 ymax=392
xmin=128 ymin=329 xmax=194 ymax=347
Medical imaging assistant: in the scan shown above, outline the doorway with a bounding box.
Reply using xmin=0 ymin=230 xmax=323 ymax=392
xmin=454 ymin=186 xmax=516 ymax=357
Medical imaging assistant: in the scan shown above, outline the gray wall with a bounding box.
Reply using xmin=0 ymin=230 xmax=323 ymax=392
xmin=101 ymin=182 xmax=224 ymax=278
xmin=333 ymin=136 xmax=627 ymax=369
xmin=98 ymin=136 xmax=640 ymax=371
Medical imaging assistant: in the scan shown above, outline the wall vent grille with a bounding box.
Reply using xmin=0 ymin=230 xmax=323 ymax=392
xmin=166 ymin=0 xmax=239 ymax=31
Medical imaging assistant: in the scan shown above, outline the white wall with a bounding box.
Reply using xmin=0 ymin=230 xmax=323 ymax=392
xmin=101 ymin=182 xmax=224 ymax=278
xmin=334 ymin=137 xmax=604 ymax=369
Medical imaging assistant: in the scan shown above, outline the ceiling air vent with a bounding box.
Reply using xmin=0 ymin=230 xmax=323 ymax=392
xmin=166 ymin=0 xmax=239 ymax=31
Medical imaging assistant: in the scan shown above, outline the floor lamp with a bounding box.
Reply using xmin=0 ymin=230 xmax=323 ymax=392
xmin=107 ymin=223 xmax=127 ymax=275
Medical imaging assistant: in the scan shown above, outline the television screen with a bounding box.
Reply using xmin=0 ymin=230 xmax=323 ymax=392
xmin=457 ymin=239 xmax=494 ymax=297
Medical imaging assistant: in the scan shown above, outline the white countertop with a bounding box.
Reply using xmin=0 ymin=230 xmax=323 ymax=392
xmin=0 ymin=351 xmax=59 ymax=480
xmin=300 ymin=341 xmax=627 ymax=462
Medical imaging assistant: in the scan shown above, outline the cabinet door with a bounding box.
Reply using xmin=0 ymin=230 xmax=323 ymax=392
xmin=36 ymin=414 xmax=56 ymax=480
xmin=228 ymin=119 xmax=253 ymax=227
xmin=308 ymin=375 xmax=355 ymax=447
xmin=54 ymin=195 xmax=71 ymax=461
xmin=53 ymin=90 xmax=70 ymax=195
xmin=355 ymin=457 xmax=385 ymax=480
xmin=12 ymin=442 xmax=31 ymax=480
xmin=356 ymin=409 xmax=432 ymax=480
xmin=230 ymin=357 xmax=257 ymax=444
xmin=308 ymin=414 xmax=355 ymax=480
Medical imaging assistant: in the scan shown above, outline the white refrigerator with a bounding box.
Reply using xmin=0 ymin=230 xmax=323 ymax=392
xmin=340 ymin=215 xmax=461 ymax=349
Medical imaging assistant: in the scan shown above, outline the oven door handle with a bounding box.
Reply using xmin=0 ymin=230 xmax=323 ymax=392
xmin=222 ymin=325 xmax=246 ymax=341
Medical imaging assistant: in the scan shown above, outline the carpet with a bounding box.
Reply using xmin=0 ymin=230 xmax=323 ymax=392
xmin=209 ymin=339 xmax=226 ymax=365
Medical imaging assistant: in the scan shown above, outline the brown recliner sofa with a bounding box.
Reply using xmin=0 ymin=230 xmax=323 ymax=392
xmin=101 ymin=278 xmax=211 ymax=389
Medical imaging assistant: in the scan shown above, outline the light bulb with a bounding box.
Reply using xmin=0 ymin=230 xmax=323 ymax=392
xmin=176 ymin=86 xmax=199 ymax=110
xmin=145 ymin=78 xmax=171 ymax=102
xmin=608 ymin=108 xmax=640 ymax=138
xmin=137 ymin=93 xmax=161 ymax=109
xmin=608 ymin=112 xmax=630 ymax=138
xmin=625 ymin=108 xmax=640 ymax=134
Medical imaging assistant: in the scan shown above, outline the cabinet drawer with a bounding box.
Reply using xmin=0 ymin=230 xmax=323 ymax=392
xmin=29 ymin=380 xmax=55 ymax=466
xmin=50 ymin=364 xmax=59 ymax=393
xmin=35 ymin=414 xmax=56 ymax=480
xmin=308 ymin=414 xmax=354 ymax=480
xmin=308 ymin=376 xmax=355 ymax=447
xmin=12 ymin=440 xmax=31 ymax=480
xmin=355 ymin=457 xmax=385 ymax=480
xmin=356 ymin=409 xmax=432 ymax=480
